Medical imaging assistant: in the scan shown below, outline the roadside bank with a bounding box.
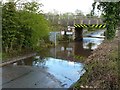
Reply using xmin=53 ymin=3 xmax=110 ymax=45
xmin=73 ymin=31 xmax=119 ymax=89
xmin=0 ymin=53 xmax=36 ymax=67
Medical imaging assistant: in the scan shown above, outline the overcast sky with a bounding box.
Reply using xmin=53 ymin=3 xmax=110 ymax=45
xmin=39 ymin=0 xmax=95 ymax=15
xmin=3 ymin=0 xmax=100 ymax=15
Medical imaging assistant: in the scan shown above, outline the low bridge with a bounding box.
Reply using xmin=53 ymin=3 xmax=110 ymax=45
xmin=60 ymin=18 xmax=106 ymax=41
xmin=73 ymin=24 xmax=106 ymax=41
xmin=47 ymin=16 xmax=107 ymax=41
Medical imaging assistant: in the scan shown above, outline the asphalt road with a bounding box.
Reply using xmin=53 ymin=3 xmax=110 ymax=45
xmin=1 ymin=65 xmax=63 ymax=88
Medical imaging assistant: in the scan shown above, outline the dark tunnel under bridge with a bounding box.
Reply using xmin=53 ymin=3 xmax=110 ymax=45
xmin=74 ymin=24 xmax=106 ymax=41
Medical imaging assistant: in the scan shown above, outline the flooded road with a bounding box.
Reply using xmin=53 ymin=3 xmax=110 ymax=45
xmin=32 ymin=57 xmax=85 ymax=88
xmin=2 ymin=30 xmax=105 ymax=88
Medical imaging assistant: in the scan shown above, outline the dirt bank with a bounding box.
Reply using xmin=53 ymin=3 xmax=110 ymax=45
xmin=73 ymin=31 xmax=120 ymax=89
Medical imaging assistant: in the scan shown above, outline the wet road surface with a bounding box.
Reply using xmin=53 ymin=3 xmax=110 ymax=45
xmin=2 ymin=65 xmax=62 ymax=88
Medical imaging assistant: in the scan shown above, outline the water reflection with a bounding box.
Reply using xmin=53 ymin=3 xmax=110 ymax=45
xmin=32 ymin=57 xmax=85 ymax=88
xmin=16 ymin=37 xmax=104 ymax=66
xmin=83 ymin=37 xmax=104 ymax=50
xmin=49 ymin=37 xmax=104 ymax=61
xmin=15 ymin=36 xmax=104 ymax=88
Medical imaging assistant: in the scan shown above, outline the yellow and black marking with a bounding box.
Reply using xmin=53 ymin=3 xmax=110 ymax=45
xmin=74 ymin=24 xmax=106 ymax=29
xmin=74 ymin=24 xmax=88 ymax=28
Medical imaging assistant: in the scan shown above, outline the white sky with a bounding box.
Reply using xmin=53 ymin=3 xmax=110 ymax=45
xmin=3 ymin=0 xmax=100 ymax=15
xmin=39 ymin=0 xmax=95 ymax=15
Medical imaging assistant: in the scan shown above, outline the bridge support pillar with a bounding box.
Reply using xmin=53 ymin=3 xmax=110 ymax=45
xmin=74 ymin=27 xmax=83 ymax=41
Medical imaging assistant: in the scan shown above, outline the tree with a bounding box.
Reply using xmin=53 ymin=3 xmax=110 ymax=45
xmin=23 ymin=1 xmax=43 ymax=13
xmin=86 ymin=14 xmax=91 ymax=18
xmin=2 ymin=2 xmax=19 ymax=52
xmin=2 ymin=1 xmax=50 ymax=53
xmin=92 ymin=2 xmax=120 ymax=39
xmin=75 ymin=9 xmax=84 ymax=16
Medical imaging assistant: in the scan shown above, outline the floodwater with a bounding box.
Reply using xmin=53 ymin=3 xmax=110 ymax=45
xmin=3 ymin=30 xmax=105 ymax=88
xmin=33 ymin=57 xmax=85 ymax=87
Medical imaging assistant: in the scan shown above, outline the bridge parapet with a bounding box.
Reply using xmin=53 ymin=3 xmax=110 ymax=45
xmin=74 ymin=24 xmax=106 ymax=29
xmin=59 ymin=18 xmax=104 ymax=26
xmin=74 ymin=18 xmax=104 ymax=25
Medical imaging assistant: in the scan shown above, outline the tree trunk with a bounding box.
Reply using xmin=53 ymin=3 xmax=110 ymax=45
xmin=5 ymin=46 xmax=8 ymax=53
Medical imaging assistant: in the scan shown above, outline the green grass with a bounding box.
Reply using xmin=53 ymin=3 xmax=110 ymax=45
xmin=73 ymin=55 xmax=86 ymax=62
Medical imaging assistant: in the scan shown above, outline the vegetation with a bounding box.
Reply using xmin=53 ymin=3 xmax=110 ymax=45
xmin=92 ymin=2 xmax=120 ymax=39
xmin=1 ymin=1 xmax=52 ymax=62
xmin=45 ymin=10 xmax=85 ymax=31
xmin=73 ymin=48 xmax=119 ymax=89
xmin=73 ymin=55 xmax=86 ymax=62
xmin=73 ymin=2 xmax=120 ymax=89
xmin=74 ymin=2 xmax=120 ymax=90
xmin=2 ymin=1 xmax=50 ymax=54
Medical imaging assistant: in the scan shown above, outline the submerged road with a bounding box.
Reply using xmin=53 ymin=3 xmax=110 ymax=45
xmin=2 ymin=65 xmax=63 ymax=88
xmin=84 ymin=29 xmax=106 ymax=38
xmin=1 ymin=29 xmax=106 ymax=88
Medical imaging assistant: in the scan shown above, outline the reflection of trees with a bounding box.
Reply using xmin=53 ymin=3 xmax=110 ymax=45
xmin=86 ymin=43 xmax=95 ymax=50
xmin=33 ymin=57 xmax=46 ymax=67
xmin=20 ymin=57 xmax=34 ymax=66
xmin=38 ymin=48 xmax=51 ymax=58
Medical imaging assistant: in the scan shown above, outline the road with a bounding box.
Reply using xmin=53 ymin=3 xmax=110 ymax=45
xmin=1 ymin=65 xmax=63 ymax=88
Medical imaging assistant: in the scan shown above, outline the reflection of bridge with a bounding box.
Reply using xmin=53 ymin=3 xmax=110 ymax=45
xmin=49 ymin=42 xmax=92 ymax=60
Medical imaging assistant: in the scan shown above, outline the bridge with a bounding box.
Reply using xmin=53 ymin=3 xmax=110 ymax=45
xmin=47 ymin=16 xmax=107 ymax=41
xmin=59 ymin=17 xmax=106 ymax=41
